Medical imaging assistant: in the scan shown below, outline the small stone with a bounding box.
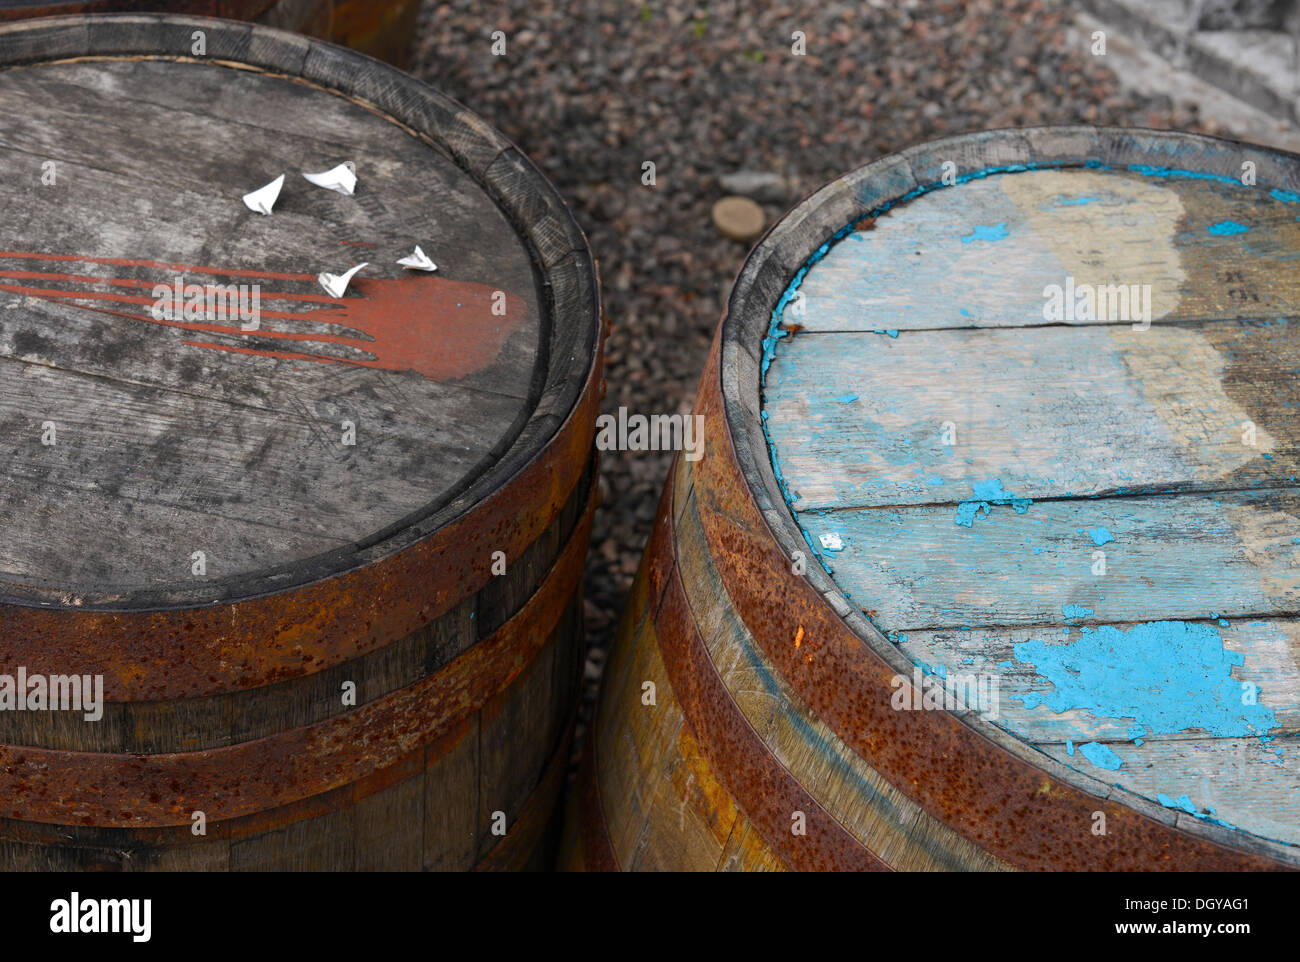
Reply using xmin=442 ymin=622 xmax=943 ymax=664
xmin=718 ymin=170 xmax=789 ymax=202
xmin=712 ymin=196 xmax=765 ymax=242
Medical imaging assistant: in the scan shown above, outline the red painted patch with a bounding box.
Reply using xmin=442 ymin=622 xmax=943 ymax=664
xmin=0 ymin=252 xmax=530 ymax=383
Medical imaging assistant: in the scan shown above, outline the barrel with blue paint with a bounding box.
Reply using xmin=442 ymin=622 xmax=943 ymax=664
xmin=564 ymin=127 xmax=1300 ymax=871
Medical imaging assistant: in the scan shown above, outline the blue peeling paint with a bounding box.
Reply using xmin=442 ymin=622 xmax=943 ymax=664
xmin=1062 ymin=604 xmax=1094 ymax=620
xmin=1158 ymin=792 xmax=1198 ymax=815
xmin=1207 ymin=220 xmax=1250 ymax=236
xmin=1127 ymin=724 xmax=1146 ymax=741
xmin=1058 ymin=196 xmax=1099 ymax=205
xmin=954 ymin=479 xmax=1033 ymax=526
xmin=1126 ymin=164 xmax=1241 ymax=186
xmin=834 ymin=394 xmax=859 ymax=403
xmin=1156 ymin=793 xmax=1237 ymax=830
xmin=1012 ymin=620 xmax=1277 ymax=738
xmin=960 ymin=222 xmax=1008 ymax=243
xmin=1088 ymin=527 xmax=1115 ymax=546
xmin=1270 ymin=188 xmax=1300 ymax=204
xmin=758 ymin=158 xmax=1290 ymax=604
xmin=1065 ymin=739 xmax=1074 ymax=756
xmin=1079 ymin=741 xmax=1123 ymax=771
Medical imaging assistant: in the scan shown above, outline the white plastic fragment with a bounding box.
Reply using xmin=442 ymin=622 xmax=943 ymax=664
xmin=396 ymin=245 xmax=437 ymax=271
xmin=318 ymin=262 xmax=369 ymax=298
xmin=242 ymin=174 xmax=285 ymax=215
xmin=819 ymin=532 xmax=844 ymax=552
xmin=302 ymin=162 xmax=357 ymax=195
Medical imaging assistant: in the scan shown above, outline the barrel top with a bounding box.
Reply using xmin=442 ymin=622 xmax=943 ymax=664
xmin=0 ymin=15 xmax=596 ymax=607
xmin=737 ymin=129 xmax=1300 ymax=859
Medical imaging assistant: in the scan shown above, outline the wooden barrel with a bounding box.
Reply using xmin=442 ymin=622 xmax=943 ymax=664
xmin=0 ymin=2 xmax=421 ymax=67
xmin=0 ymin=14 xmax=600 ymax=871
xmin=562 ymin=126 xmax=1300 ymax=871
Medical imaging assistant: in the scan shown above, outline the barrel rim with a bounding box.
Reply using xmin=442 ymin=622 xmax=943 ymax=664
xmin=0 ymin=12 xmax=602 ymax=611
xmin=0 ymin=1 xmax=280 ymax=20
xmin=719 ymin=124 xmax=1300 ymax=867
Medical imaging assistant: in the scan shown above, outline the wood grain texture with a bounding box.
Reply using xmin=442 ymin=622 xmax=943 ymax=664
xmin=766 ymin=320 xmax=1299 ymax=510
xmin=790 ymin=167 xmax=1300 ymax=333
xmin=765 ymin=162 xmax=1300 ymax=851
xmin=0 ymin=56 xmax=541 ymax=592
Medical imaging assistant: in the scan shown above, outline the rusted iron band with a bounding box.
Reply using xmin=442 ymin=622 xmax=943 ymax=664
xmin=0 ymin=350 xmax=600 ymax=702
xmin=650 ymin=512 xmax=886 ymax=872
xmin=0 ymin=712 xmax=468 ymax=851
xmin=0 ymin=484 xmax=595 ymax=829
xmin=693 ymin=334 xmax=1291 ymax=871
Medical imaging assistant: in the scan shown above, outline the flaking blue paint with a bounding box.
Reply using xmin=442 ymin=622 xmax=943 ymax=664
xmin=1207 ymin=220 xmax=1250 ymax=236
xmin=760 ymin=158 xmax=1289 ymax=628
xmin=1088 ymin=527 xmax=1115 ymax=546
xmin=960 ymin=222 xmax=1009 ymax=243
xmin=1079 ymin=741 xmax=1123 ymax=771
xmin=1126 ymin=164 xmax=1241 ymax=186
xmin=1156 ymin=792 xmax=1237 ymax=830
xmin=1062 ymin=604 xmax=1094 ymax=620
xmin=1012 ymin=620 xmax=1277 ymax=738
xmin=954 ymin=479 xmax=1033 ymax=526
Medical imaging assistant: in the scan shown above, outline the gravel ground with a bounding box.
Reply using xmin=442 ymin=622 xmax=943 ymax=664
xmin=410 ymin=0 xmax=1217 ymax=742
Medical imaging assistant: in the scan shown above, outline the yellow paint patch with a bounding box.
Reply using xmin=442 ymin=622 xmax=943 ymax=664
xmin=1222 ymin=503 xmax=1300 ymax=603
xmin=1001 ymin=169 xmax=1185 ymax=322
xmin=1110 ymin=326 xmax=1277 ymax=481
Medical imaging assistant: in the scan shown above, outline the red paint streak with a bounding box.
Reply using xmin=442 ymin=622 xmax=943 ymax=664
xmin=0 ymin=269 xmax=344 ymax=304
xmin=3 ymin=253 xmax=530 ymax=382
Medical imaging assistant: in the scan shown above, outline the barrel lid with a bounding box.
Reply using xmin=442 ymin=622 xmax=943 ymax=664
xmin=0 ymin=15 xmax=598 ymax=609
xmin=723 ymin=127 xmax=1300 ymax=864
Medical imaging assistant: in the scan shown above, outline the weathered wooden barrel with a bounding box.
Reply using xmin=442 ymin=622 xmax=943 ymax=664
xmin=562 ymin=126 xmax=1300 ymax=871
xmin=0 ymin=2 xmax=421 ymax=67
xmin=0 ymin=14 xmax=600 ymax=871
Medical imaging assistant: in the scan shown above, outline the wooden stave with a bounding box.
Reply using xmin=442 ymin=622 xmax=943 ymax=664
xmin=0 ymin=459 xmax=595 ymax=755
xmin=0 ymin=605 xmax=583 ymax=870
xmin=0 ymin=15 xmax=600 ymax=870
xmin=0 ymin=15 xmax=602 ymax=703
xmin=0 ymin=464 xmax=594 ymax=869
xmin=566 ymin=127 xmax=1300 ymax=871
